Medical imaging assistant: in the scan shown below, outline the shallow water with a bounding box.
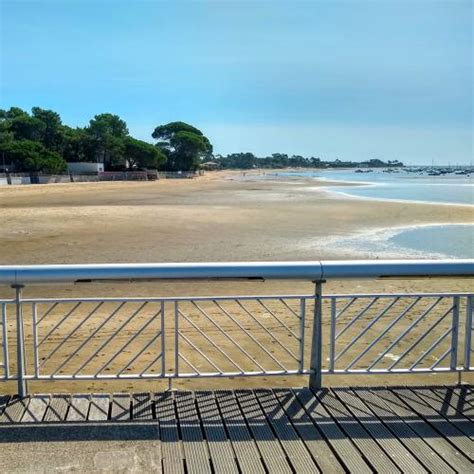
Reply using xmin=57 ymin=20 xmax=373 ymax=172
xmin=273 ymin=169 xmax=473 ymax=258
xmin=390 ymin=225 xmax=474 ymax=259
xmin=278 ymin=169 xmax=474 ymax=205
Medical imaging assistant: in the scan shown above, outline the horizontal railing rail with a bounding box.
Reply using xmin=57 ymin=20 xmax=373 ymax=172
xmin=0 ymin=260 xmax=473 ymax=396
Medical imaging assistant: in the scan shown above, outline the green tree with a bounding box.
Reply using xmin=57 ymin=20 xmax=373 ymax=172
xmin=31 ymin=107 xmax=64 ymax=151
xmin=152 ymin=121 xmax=212 ymax=171
xmin=0 ymin=140 xmax=67 ymax=173
xmin=85 ymin=113 xmax=128 ymax=169
xmin=124 ymin=136 xmax=167 ymax=169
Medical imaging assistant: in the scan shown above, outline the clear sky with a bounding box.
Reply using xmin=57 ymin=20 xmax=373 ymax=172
xmin=1 ymin=0 xmax=472 ymax=164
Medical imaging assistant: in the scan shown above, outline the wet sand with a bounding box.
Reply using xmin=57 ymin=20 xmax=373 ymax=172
xmin=0 ymin=171 xmax=472 ymax=392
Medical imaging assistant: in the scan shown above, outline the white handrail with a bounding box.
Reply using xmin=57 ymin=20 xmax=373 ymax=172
xmin=0 ymin=259 xmax=472 ymax=285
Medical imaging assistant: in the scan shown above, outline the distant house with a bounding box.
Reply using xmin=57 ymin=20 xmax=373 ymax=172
xmin=201 ymin=161 xmax=220 ymax=170
xmin=67 ymin=162 xmax=104 ymax=174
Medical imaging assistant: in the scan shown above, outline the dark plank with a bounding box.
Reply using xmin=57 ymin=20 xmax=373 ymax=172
xmin=155 ymin=391 xmax=184 ymax=474
xmin=273 ymin=389 xmax=345 ymax=473
xmin=354 ymin=388 xmax=454 ymax=473
xmin=44 ymin=394 xmax=70 ymax=422
xmin=194 ymin=391 xmax=239 ymax=474
xmin=411 ymin=387 xmax=474 ymax=439
xmin=66 ymin=394 xmax=90 ymax=421
xmin=235 ymin=389 xmax=293 ymax=474
xmin=21 ymin=394 xmax=50 ymax=422
xmin=132 ymin=392 xmax=154 ymax=420
xmin=373 ymin=388 xmax=472 ymax=472
xmin=214 ymin=390 xmax=266 ymax=474
xmin=88 ymin=394 xmax=110 ymax=421
xmin=431 ymin=386 xmax=474 ymax=421
xmin=0 ymin=396 xmax=29 ymax=423
xmin=293 ymin=388 xmax=372 ymax=473
xmin=174 ymin=391 xmax=212 ymax=474
xmin=254 ymin=389 xmax=319 ymax=473
xmin=316 ymin=388 xmax=400 ymax=473
xmin=392 ymin=387 xmax=474 ymax=460
xmin=334 ymin=388 xmax=426 ymax=473
xmin=110 ymin=393 xmax=130 ymax=421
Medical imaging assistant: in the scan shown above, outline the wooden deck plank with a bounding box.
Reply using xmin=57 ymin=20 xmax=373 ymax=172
xmin=66 ymin=394 xmax=90 ymax=421
xmin=293 ymin=388 xmax=372 ymax=473
xmin=334 ymin=388 xmax=427 ymax=473
xmin=21 ymin=394 xmax=50 ymax=422
xmin=174 ymin=391 xmax=212 ymax=474
xmin=316 ymin=388 xmax=401 ymax=473
xmin=88 ymin=394 xmax=110 ymax=421
xmin=194 ymin=391 xmax=239 ymax=474
xmin=235 ymin=389 xmax=293 ymax=474
xmin=254 ymin=389 xmax=320 ymax=473
xmin=214 ymin=390 xmax=266 ymax=474
xmin=132 ymin=392 xmax=154 ymax=420
xmin=392 ymin=387 xmax=474 ymax=459
xmin=273 ymin=388 xmax=345 ymax=473
xmin=372 ymin=388 xmax=473 ymax=472
xmin=431 ymin=386 xmax=474 ymax=420
xmin=43 ymin=394 xmax=70 ymax=422
xmin=0 ymin=396 xmax=29 ymax=423
xmin=110 ymin=393 xmax=130 ymax=421
xmin=155 ymin=391 xmax=184 ymax=474
xmin=411 ymin=387 xmax=474 ymax=439
xmin=354 ymin=388 xmax=454 ymax=474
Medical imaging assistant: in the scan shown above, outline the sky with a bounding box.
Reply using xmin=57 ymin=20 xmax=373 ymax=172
xmin=1 ymin=0 xmax=472 ymax=165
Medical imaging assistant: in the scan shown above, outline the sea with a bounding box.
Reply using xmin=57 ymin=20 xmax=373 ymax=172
xmin=274 ymin=168 xmax=474 ymax=259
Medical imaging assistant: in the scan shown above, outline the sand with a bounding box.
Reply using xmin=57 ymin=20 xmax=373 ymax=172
xmin=0 ymin=170 xmax=472 ymax=393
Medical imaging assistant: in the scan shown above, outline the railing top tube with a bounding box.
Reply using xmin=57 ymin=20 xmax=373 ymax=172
xmin=0 ymin=259 xmax=472 ymax=285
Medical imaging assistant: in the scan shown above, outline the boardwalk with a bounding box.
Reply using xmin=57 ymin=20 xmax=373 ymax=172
xmin=0 ymin=385 xmax=472 ymax=473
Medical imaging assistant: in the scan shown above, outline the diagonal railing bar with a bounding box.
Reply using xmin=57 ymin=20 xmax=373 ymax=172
xmin=178 ymin=308 xmax=245 ymax=373
xmin=178 ymin=351 xmax=203 ymax=375
xmin=236 ymin=300 xmax=299 ymax=361
xmin=178 ymin=330 xmax=224 ymax=373
xmin=368 ymin=297 xmax=443 ymax=370
xmin=409 ymin=327 xmax=453 ymax=370
xmin=335 ymin=298 xmax=400 ymax=362
xmin=95 ymin=307 xmax=160 ymax=376
xmin=213 ymin=300 xmax=288 ymax=371
xmin=38 ymin=302 xmax=104 ymax=369
xmin=52 ymin=301 xmax=127 ymax=375
xmin=37 ymin=302 xmax=59 ymax=326
xmin=73 ymin=302 xmax=148 ymax=375
xmin=389 ymin=304 xmax=453 ymax=370
xmin=336 ymin=297 xmax=379 ymax=339
xmin=335 ymin=297 xmax=357 ymax=321
xmin=278 ymin=298 xmax=301 ymax=320
xmin=38 ymin=302 xmax=82 ymax=346
xmin=256 ymin=299 xmax=299 ymax=340
xmin=139 ymin=352 xmax=163 ymax=376
xmin=117 ymin=332 xmax=162 ymax=376
xmin=430 ymin=348 xmax=451 ymax=370
xmin=190 ymin=301 xmax=266 ymax=372
xmin=346 ymin=297 xmax=420 ymax=370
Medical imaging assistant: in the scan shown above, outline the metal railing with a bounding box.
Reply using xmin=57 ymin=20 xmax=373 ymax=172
xmin=0 ymin=260 xmax=472 ymax=396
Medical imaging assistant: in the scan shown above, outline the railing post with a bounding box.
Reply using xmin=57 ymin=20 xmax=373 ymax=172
xmin=309 ymin=281 xmax=324 ymax=390
xmin=12 ymin=284 xmax=27 ymax=397
xmin=451 ymin=296 xmax=460 ymax=372
xmin=464 ymin=295 xmax=473 ymax=371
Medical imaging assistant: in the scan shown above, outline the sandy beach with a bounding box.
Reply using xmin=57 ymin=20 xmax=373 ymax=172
xmin=0 ymin=171 xmax=472 ymax=392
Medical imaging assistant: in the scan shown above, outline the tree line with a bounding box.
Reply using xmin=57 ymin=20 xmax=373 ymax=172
xmin=212 ymin=153 xmax=402 ymax=169
xmin=0 ymin=106 xmax=402 ymax=174
xmin=0 ymin=107 xmax=213 ymax=173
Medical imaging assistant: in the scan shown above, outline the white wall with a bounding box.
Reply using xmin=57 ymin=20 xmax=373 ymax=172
xmin=67 ymin=162 xmax=104 ymax=174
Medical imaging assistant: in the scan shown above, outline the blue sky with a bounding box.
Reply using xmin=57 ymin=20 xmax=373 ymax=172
xmin=1 ymin=0 xmax=472 ymax=164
